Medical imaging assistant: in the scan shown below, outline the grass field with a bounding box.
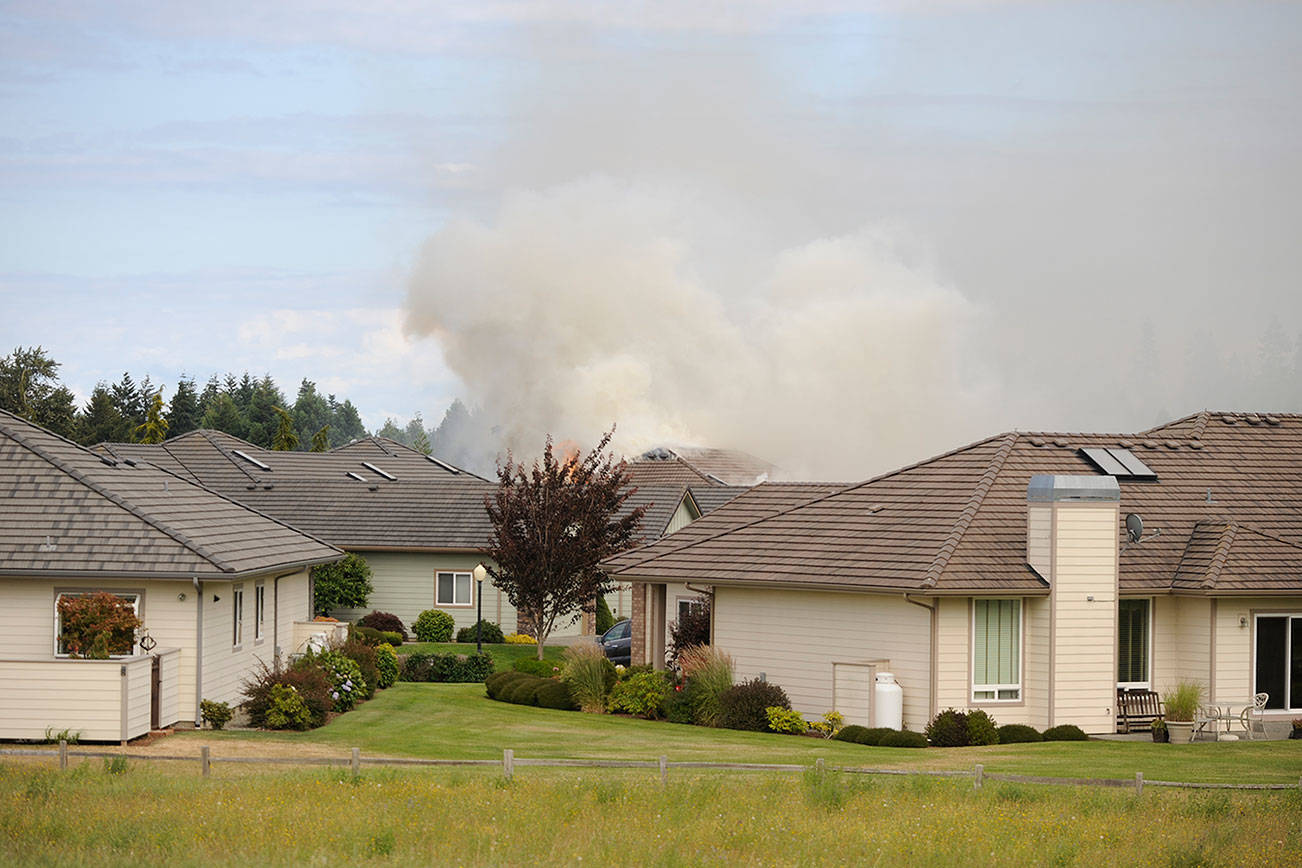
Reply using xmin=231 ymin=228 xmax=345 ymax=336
xmin=161 ymin=683 xmax=1302 ymax=784
xmin=395 ymin=641 xmax=564 ymax=672
xmin=2 ymin=761 xmax=1299 ymax=866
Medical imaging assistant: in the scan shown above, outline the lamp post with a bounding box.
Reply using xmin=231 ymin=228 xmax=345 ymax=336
xmin=472 ymin=562 xmax=487 ymax=653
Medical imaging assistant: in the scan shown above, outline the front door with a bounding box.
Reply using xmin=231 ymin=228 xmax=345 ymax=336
xmin=1255 ymin=615 xmax=1302 ymax=710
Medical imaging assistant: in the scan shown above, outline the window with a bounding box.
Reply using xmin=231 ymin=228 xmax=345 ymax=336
xmin=232 ymin=585 xmax=244 ymax=647
xmin=254 ymin=583 xmax=266 ymax=642
xmin=1117 ymin=599 xmax=1151 ymax=687
xmin=1255 ymin=614 xmax=1302 ymax=710
xmin=677 ymin=597 xmax=707 ymax=622
xmin=973 ymin=599 xmax=1021 ymax=702
xmin=436 ymin=571 xmax=473 ymax=606
xmin=54 ymin=592 xmax=140 ymax=657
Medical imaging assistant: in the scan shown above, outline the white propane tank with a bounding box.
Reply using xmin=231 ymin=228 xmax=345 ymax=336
xmin=874 ymin=672 xmax=903 ymax=730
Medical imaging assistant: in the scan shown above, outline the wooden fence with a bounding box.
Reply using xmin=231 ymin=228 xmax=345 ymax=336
xmin=2 ymin=743 xmax=1299 ymax=793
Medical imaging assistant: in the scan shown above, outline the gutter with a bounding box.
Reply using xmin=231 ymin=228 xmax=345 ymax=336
xmin=0 ymin=555 xmax=340 ymax=582
xmin=617 ymin=576 xmax=1051 ymax=597
xmin=193 ymin=577 xmax=203 ymax=728
xmin=904 ymin=594 xmax=938 ymax=723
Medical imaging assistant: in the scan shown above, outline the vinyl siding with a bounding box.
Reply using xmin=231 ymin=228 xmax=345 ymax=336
xmin=1026 ymin=504 xmax=1051 ymax=579
xmin=1150 ymin=595 xmax=1212 ymax=693
xmin=712 ymin=587 xmax=931 ymax=729
xmin=1049 ymin=503 xmax=1118 ymax=733
xmin=665 ymin=500 xmax=696 ymax=535
xmin=1212 ymin=596 xmax=1302 ymax=710
xmin=935 ymin=596 xmax=1049 ymax=728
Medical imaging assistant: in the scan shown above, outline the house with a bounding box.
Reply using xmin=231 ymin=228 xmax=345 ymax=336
xmin=0 ymin=410 xmax=342 ymax=741
xmin=606 ymin=411 xmax=1302 ymax=734
xmin=94 ymin=432 xmax=530 ymax=637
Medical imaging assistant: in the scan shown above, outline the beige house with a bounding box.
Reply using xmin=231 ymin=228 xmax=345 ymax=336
xmin=0 ymin=410 xmax=341 ymax=742
xmin=607 ymin=412 xmax=1302 ymax=735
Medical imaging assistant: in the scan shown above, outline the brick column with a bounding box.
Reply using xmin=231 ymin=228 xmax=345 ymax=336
xmin=630 ymin=582 xmax=646 ymax=665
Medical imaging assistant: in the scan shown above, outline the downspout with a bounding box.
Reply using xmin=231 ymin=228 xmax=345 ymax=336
xmin=267 ymin=568 xmax=299 ymax=661
xmin=904 ymin=594 xmax=938 ymax=723
xmin=193 ymin=577 xmax=203 ymax=728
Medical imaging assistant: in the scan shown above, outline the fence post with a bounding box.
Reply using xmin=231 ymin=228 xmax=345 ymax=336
xmin=974 ymin=763 xmax=984 ymax=790
xmin=58 ymin=739 xmax=67 ymax=770
xmin=659 ymin=755 xmax=668 ymax=785
xmin=503 ymin=749 xmax=514 ymax=781
xmin=816 ymin=757 xmax=825 ymax=779
xmin=1135 ymin=772 xmax=1143 ymax=795
xmin=351 ymin=747 xmax=361 ymax=779
xmin=201 ymin=746 xmax=210 ymax=778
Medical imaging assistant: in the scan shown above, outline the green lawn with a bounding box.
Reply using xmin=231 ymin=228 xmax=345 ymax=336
xmin=394 ymin=641 xmax=564 ymax=672
xmin=176 ymin=683 xmax=1302 ymax=785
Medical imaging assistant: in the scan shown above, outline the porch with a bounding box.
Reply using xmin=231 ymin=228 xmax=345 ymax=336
xmin=0 ymin=648 xmax=181 ymax=743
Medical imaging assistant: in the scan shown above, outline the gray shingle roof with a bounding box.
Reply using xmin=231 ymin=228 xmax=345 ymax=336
xmin=1 ymin=410 xmax=342 ymax=578
xmin=96 ymin=430 xmax=497 ymax=551
xmin=607 ymin=412 xmax=1302 ymax=597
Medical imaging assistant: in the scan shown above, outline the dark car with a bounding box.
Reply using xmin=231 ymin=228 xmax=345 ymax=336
xmin=600 ymin=619 xmax=631 ymax=666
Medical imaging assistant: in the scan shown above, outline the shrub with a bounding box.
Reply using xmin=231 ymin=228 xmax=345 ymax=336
xmin=878 ymin=729 xmax=928 ymax=748
xmin=264 ymin=684 xmax=312 ymax=730
xmin=997 ymin=724 xmax=1043 ymax=744
xmin=667 ymin=598 xmax=710 ymax=666
xmin=358 ymin=611 xmax=408 ymax=640
xmin=56 ymin=592 xmax=140 ymax=658
xmin=413 ymin=609 xmax=455 ymax=643
xmin=595 ymin=595 xmax=615 ymax=635
xmin=664 ymin=688 xmax=694 ymax=724
xmin=855 ymin=727 xmax=896 ymax=746
xmin=513 ymin=657 xmax=561 ymax=678
xmin=242 ymin=659 xmax=332 ymax=729
xmin=608 ymin=670 xmax=672 ymax=719
xmin=1042 ymin=724 xmax=1089 ymax=742
xmin=766 ymin=706 xmax=807 ymax=734
xmin=967 ymin=709 xmax=999 ymax=746
xmin=808 ymin=710 xmax=845 ymax=739
xmin=925 ymin=708 xmax=969 ymax=747
xmin=380 ymin=631 xmax=403 ymax=646
xmin=504 ymin=633 xmax=536 ymax=644
xmin=400 ymin=652 xmax=495 ymax=683
xmin=311 ymin=552 xmax=373 ymax=615
xmin=374 ymin=643 xmax=399 ymax=689
xmin=561 ymin=643 xmax=616 ymax=713
xmin=503 ymin=677 xmax=547 ymax=706
xmin=457 ymin=620 xmax=505 ymax=644
xmin=834 ymin=724 xmax=871 ymax=743
xmin=200 ymin=699 xmax=233 ymax=731
xmin=534 ymin=680 xmax=579 ymax=711
xmin=677 ymin=644 xmax=734 ymax=727
xmin=340 ymin=640 xmax=380 ymax=699
xmin=314 ymin=650 xmax=367 ymax=711
xmin=485 ymin=670 xmax=531 ymax=700
xmin=719 ymin=679 xmax=791 ymax=732
xmin=352 ymin=625 xmax=384 ymax=646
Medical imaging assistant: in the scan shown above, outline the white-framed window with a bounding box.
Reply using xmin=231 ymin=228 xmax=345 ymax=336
xmin=53 ymin=591 xmax=140 ymax=657
xmin=1117 ymin=598 xmax=1151 ymax=689
xmin=436 ymin=571 xmax=473 ymax=607
xmin=254 ymin=583 xmax=266 ymax=642
xmin=1254 ymin=613 xmax=1302 ymax=710
xmin=677 ymin=597 xmax=707 ymax=622
xmin=972 ymin=598 xmax=1021 ymax=702
xmin=232 ymin=585 xmax=245 ymax=648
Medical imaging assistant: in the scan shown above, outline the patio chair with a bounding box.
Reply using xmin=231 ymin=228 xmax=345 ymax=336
xmin=1239 ymin=693 xmax=1269 ymax=740
xmin=1194 ymin=705 xmax=1226 ymax=740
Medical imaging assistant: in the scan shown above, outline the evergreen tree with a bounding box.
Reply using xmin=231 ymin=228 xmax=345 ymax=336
xmin=166 ymin=377 xmax=201 ymax=438
xmin=311 ymin=424 xmax=330 ymax=452
xmin=0 ymin=346 xmax=78 ymax=438
xmin=198 ymin=375 xmax=222 ymax=420
xmin=403 ymin=413 xmax=429 ymax=451
xmin=133 ymin=387 xmax=169 ymax=444
xmin=200 ymin=393 xmax=248 ymax=439
xmin=236 ymin=372 xmax=256 ymax=413
xmin=272 ymin=406 xmax=299 ymax=451
xmin=77 ymin=384 xmax=129 ymax=445
xmin=292 ymin=379 xmax=331 ymax=447
xmin=411 ymin=427 xmax=432 ymax=455
xmin=376 ymin=418 xmax=404 ymax=442
xmin=331 ymin=398 xmax=366 ymax=445
xmin=244 ymin=375 xmax=284 ymax=448
xmin=110 ymin=373 xmax=146 ymax=432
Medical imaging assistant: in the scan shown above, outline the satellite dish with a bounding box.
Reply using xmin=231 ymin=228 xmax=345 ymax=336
xmin=1125 ymin=513 xmax=1144 ymax=544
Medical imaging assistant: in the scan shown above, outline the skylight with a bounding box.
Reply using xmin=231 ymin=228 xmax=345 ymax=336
xmin=232 ymin=450 xmax=271 ymax=471
xmin=346 ymin=472 xmax=366 ymax=482
xmin=426 ymin=455 xmax=460 ymax=474
xmin=362 ymin=461 xmax=396 ymax=481
xmin=1079 ymin=447 xmax=1157 ymax=480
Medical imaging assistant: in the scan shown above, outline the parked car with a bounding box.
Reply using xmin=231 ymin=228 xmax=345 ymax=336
xmin=600 ymin=619 xmax=631 ymax=666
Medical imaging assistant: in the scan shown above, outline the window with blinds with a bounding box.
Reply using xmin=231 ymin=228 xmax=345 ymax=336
xmin=436 ymin=571 xmax=473 ymax=606
xmin=1117 ymin=599 xmax=1150 ymax=687
xmin=973 ymin=599 xmax=1021 ymax=701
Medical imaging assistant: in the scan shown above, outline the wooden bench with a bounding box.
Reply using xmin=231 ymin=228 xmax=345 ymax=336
xmin=1116 ymin=688 xmax=1164 ymax=733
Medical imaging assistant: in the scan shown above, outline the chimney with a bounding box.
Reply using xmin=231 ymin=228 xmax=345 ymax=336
xmin=1027 ymin=474 xmax=1120 ymax=733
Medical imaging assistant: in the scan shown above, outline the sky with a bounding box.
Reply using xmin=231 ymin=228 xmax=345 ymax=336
xmin=2 ymin=1 xmax=1300 ymax=479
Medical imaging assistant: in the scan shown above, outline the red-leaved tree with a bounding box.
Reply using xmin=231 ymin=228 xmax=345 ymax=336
xmin=485 ymin=430 xmax=646 ymax=659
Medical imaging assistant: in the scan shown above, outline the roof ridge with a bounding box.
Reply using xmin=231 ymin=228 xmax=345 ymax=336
xmin=1187 ymin=411 xmax=1211 ymax=440
xmin=0 ymin=413 xmax=237 ymax=572
xmin=920 ymin=432 xmax=1018 ymax=589
xmin=1202 ymin=521 xmax=1238 ymax=589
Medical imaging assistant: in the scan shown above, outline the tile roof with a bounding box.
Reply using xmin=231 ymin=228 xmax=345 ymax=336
xmin=96 ymin=431 xmax=497 ymax=551
xmin=0 ymin=410 xmax=341 ymax=578
xmin=626 ymin=447 xmax=779 ymax=487
xmin=607 ymin=412 xmax=1302 ymax=597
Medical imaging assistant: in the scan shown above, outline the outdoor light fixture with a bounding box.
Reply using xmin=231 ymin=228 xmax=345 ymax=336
xmin=472 ymin=562 xmax=488 ymax=653
xmin=177 ymin=593 xmax=186 ymax=602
